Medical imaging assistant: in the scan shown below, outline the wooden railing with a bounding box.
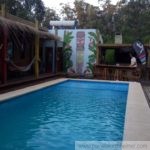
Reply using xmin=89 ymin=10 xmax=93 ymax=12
xmin=93 ymin=64 xmax=141 ymax=81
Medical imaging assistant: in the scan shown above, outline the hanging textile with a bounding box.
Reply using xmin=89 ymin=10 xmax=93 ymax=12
xmin=133 ymin=41 xmax=146 ymax=65
xmin=7 ymin=57 xmax=35 ymax=72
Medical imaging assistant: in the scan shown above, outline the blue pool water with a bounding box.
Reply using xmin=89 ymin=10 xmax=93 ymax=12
xmin=0 ymin=80 xmax=128 ymax=150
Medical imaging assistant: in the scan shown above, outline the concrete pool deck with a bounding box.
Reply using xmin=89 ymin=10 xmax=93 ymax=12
xmin=0 ymin=78 xmax=150 ymax=142
xmin=123 ymin=81 xmax=150 ymax=141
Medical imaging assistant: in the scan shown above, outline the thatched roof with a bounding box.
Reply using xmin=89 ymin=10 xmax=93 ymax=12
xmin=0 ymin=16 xmax=60 ymax=40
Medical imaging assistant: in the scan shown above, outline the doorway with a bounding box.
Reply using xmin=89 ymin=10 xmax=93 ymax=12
xmin=56 ymin=48 xmax=63 ymax=72
xmin=45 ymin=47 xmax=53 ymax=73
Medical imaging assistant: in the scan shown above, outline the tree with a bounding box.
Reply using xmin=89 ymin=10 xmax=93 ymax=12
xmin=60 ymin=3 xmax=76 ymax=20
xmin=116 ymin=0 xmax=150 ymax=43
xmin=42 ymin=8 xmax=60 ymax=28
xmin=96 ymin=1 xmax=116 ymax=43
xmin=74 ymin=0 xmax=87 ymax=28
xmin=1 ymin=0 xmax=24 ymax=17
xmin=74 ymin=0 xmax=101 ymax=29
xmin=63 ymin=31 xmax=74 ymax=72
xmin=34 ymin=0 xmax=45 ymax=22
xmin=0 ymin=0 xmax=45 ymax=23
xmin=23 ymin=0 xmax=45 ymax=22
xmin=97 ymin=0 xmax=150 ymax=43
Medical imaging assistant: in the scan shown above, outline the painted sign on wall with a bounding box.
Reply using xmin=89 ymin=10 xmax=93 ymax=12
xmin=76 ymin=31 xmax=85 ymax=74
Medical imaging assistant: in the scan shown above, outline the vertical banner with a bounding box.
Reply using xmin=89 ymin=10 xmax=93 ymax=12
xmin=133 ymin=41 xmax=146 ymax=65
xmin=76 ymin=31 xmax=85 ymax=74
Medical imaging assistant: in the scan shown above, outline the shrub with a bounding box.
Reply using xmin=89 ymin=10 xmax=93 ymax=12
xmin=105 ymin=49 xmax=115 ymax=65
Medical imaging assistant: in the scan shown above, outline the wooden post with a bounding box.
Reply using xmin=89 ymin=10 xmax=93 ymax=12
xmin=1 ymin=4 xmax=7 ymax=84
xmin=96 ymin=30 xmax=100 ymax=65
xmin=34 ymin=20 xmax=39 ymax=79
xmin=1 ymin=4 xmax=6 ymax=17
xmin=147 ymin=50 xmax=150 ymax=67
xmin=1 ymin=26 xmax=8 ymax=84
xmin=96 ymin=44 xmax=100 ymax=64
xmin=54 ymin=29 xmax=58 ymax=73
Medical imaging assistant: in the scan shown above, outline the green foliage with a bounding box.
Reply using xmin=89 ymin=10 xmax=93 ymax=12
xmin=64 ymin=32 xmax=74 ymax=46
xmin=74 ymin=0 xmax=100 ymax=29
xmin=60 ymin=3 xmax=76 ymax=20
xmin=63 ymin=32 xmax=74 ymax=72
xmin=87 ymin=32 xmax=98 ymax=72
xmin=105 ymin=49 xmax=115 ymax=65
xmin=117 ymin=0 xmax=150 ymax=43
xmin=88 ymin=32 xmax=98 ymax=41
xmin=42 ymin=8 xmax=60 ymax=28
xmin=73 ymin=0 xmax=150 ymax=44
xmin=34 ymin=0 xmax=45 ymax=21
xmin=1 ymin=0 xmax=45 ymax=23
xmin=1 ymin=0 xmax=150 ymax=43
xmin=143 ymin=35 xmax=150 ymax=44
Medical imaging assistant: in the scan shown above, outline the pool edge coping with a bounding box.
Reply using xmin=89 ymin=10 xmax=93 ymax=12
xmin=123 ymin=82 xmax=150 ymax=141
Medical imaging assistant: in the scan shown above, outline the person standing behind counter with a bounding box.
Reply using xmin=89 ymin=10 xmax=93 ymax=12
xmin=129 ymin=53 xmax=137 ymax=67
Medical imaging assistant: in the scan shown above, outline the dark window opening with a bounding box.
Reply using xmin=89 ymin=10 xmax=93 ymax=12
xmin=101 ymin=47 xmax=137 ymax=65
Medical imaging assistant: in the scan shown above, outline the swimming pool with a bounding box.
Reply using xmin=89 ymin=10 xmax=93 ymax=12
xmin=0 ymin=80 xmax=128 ymax=150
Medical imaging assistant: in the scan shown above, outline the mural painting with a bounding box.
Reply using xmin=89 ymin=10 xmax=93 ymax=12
xmin=76 ymin=31 xmax=85 ymax=74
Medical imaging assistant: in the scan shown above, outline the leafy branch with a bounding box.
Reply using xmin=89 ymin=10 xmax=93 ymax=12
xmin=63 ymin=31 xmax=74 ymax=72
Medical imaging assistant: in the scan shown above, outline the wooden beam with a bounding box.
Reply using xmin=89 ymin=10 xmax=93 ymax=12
xmin=1 ymin=4 xmax=6 ymax=17
xmin=96 ymin=30 xmax=99 ymax=65
xmin=147 ymin=50 xmax=150 ymax=67
xmin=1 ymin=26 xmax=8 ymax=83
xmin=96 ymin=44 xmax=99 ymax=64
xmin=34 ymin=20 xmax=39 ymax=79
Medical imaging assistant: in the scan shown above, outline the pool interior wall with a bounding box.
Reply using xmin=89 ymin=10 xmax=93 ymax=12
xmin=0 ymin=78 xmax=68 ymax=102
xmin=0 ymin=79 xmax=128 ymax=150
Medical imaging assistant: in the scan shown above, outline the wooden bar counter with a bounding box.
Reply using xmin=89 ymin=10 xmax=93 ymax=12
xmin=93 ymin=64 xmax=141 ymax=81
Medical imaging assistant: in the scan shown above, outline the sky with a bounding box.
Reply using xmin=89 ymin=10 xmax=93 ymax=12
xmin=42 ymin=0 xmax=118 ymax=12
